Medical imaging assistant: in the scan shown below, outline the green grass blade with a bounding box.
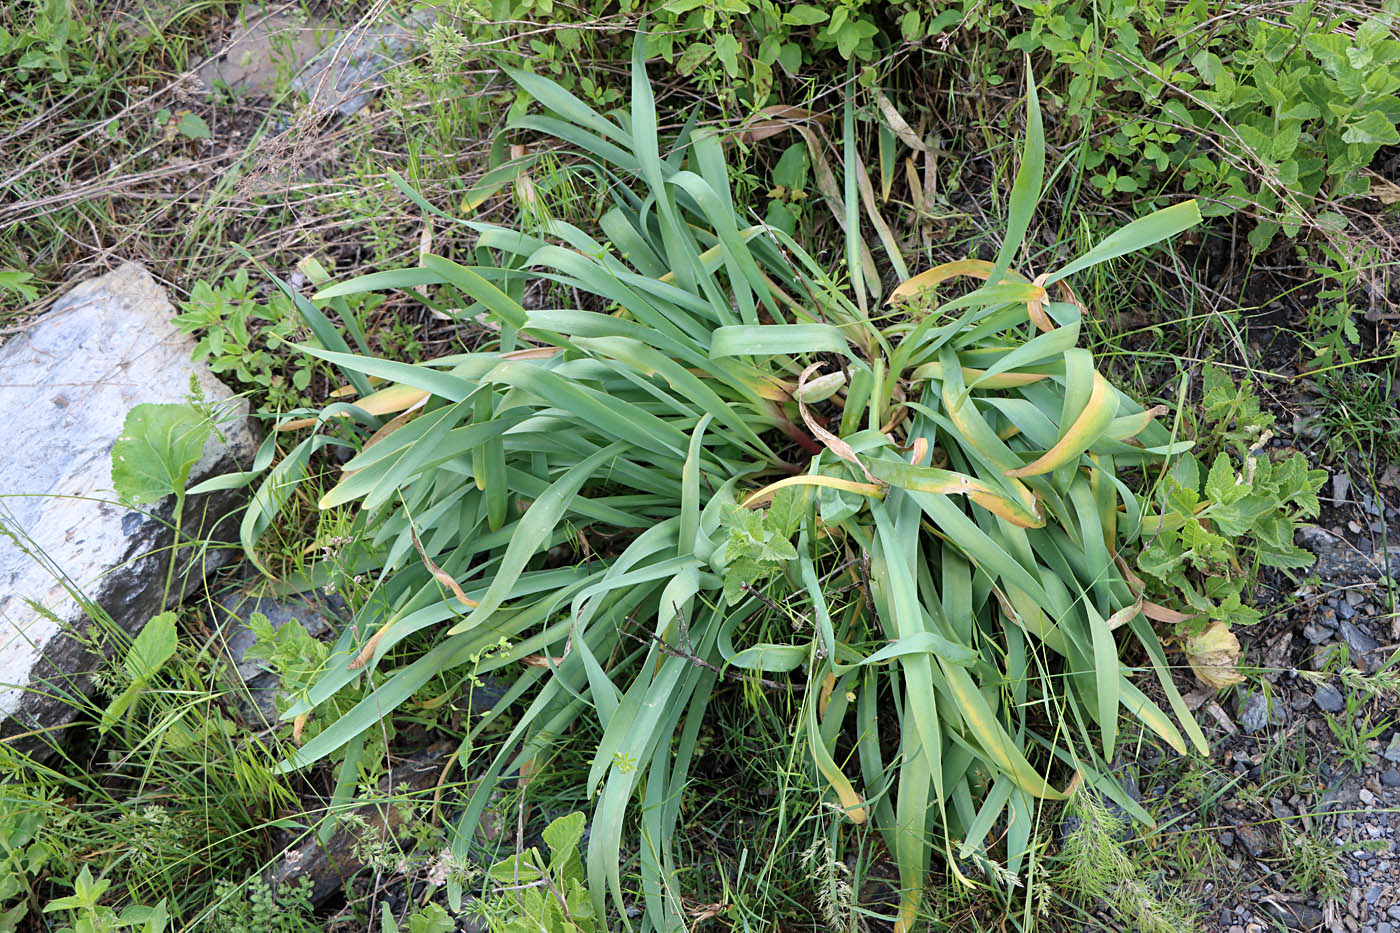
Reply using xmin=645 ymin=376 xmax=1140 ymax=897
xmin=988 ymin=64 xmax=1044 ymax=286
xmin=1047 ymin=201 xmax=1203 ymax=285
xmin=447 ymin=442 xmax=628 ymax=635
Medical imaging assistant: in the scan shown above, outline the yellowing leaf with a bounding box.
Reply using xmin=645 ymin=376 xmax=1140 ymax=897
xmin=1374 ymin=179 xmax=1400 ymax=205
xmin=1006 ymin=369 xmax=1119 ymax=477
xmin=278 ymin=384 xmax=429 ymax=432
xmin=1106 ymin=405 xmax=1168 ymax=441
xmin=911 ymin=360 xmax=1050 ymax=388
xmin=887 ymin=259 xmax=1032 ymax=303
xmin=1184 ymin=622 xmax=1245 ymax=688
xmin=867 ymin=459 xmax=1044 ymax=528
xmin=741 ymin=475 xmax=885 ymax=509
xmin=808 ymin=670 xmax=866 ymax=823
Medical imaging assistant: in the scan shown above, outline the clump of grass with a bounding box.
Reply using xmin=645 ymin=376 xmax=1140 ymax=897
xmin=1056 ymin=793 xmax=1201 ymax=933
xmin=0 ymin=648 xmax=300 ymax=922
xmin=1322 ymin=689 xmax=1391 ymax=773
xmin=1312 ymin=366 xmax=1400 ymax=464
xmin=230 ymin=38 xmax=1214 ymax=931
xmin=1280 ymin=826 xmax=1347 ymax=905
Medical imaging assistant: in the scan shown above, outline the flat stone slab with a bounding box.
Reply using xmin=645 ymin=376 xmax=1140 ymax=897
xmin=293 ymin=5 xmax=437 ymax=117
xmin=0 ymin=262 xmax=257 ymax=743
xmin=197 ymin=11 xmax=337 ymax=96
xmin=197 ymin=5 xmax=436 ymax=116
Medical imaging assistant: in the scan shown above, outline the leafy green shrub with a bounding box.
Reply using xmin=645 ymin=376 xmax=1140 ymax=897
xmin=436 ymin=0 xmax=866 ymax=110
xmin=98 ymin=610 xmax=177 ymax=734
xmin=0 ymin=268 xmax=38 ymax=304
xmin=0 ymin=784 xmax=54 ymax=931
xmin=173 ymin=271 xmax=359 ymax=417
xmin=41 ymin=866 xmax=169 ymax=933
xmin=204 ymin=877 xmax=315 ymax=933
xmin=245 ymin=608 xmax=368 ymax=733
xmin=380 ymin=902 xmax=457 ymax=933
xmin=1136 ymin=367 xmax=1326 ymax=639
xmin=1301 ymin=244 xmax=1374 ymax=371
xmin=474 ymin=812 xmax=596 ymax=932
xmin=241 ymin=41 xmax=1211 ymax=930
xmin=0 ymin=609 xmax=295 ymax=925
xmin=110 ymin=400 xmax=215 ymax=605
xmin=0 ymin=0 xmax=106 ymax=108
xmin=386 ymin=0 xmax=1399 ymax=254
xmin=1010 ymin=0 xmax=1400 ymax=246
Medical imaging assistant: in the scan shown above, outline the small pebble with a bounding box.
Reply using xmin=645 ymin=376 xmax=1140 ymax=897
xmin=1383 ymin=768 xmax=1400 ymax=788
xmin=1340 ymin=619 xmax=1381 ymax=667
xmin=1315 ymin=684 xmax=1346 ymax=713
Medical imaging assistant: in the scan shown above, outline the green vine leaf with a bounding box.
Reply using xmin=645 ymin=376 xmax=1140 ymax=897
xmin=110 ymin=403 xmax=212 ymax=505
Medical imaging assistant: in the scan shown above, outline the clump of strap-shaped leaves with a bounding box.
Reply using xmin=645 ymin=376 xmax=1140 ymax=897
xmin=249 ymin=39 xmax=1208 ymax=932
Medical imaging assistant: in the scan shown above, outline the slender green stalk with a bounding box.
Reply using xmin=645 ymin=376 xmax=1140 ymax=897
xmin=160 ymin=489 xmax=185 ymax=610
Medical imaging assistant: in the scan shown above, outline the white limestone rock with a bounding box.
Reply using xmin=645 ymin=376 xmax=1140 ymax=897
xmin=0 ymin=262 xmax=257 ymax=745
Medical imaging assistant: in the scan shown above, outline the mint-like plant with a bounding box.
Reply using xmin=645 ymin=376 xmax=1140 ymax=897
xmin=1137 ymin=366 xmax=1326 ymax=636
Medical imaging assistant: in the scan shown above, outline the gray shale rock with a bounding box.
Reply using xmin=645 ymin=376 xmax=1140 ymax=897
xmin=0 ymin=263 xmax=256 ymax=746
xmin=270 ymin=742 xmax=451 ymax=905
xmin=1338 ymin=619 xmax=1381 ymax=671
xmin=292 ymin=6 xmax=436 ymax=117
xmin=1237 ymin=690 xmax=1288 ymax=734
xmin=1232 ymin=820 xmax=1273 ymax=858
xmin=197 ymin=11 xmax=335 ymax=96
xmin=1262 ymin=901 xmax=1325 ymax=931
xmin=1314 ymin=684 xmax=1346 ymax=714
xmin=215 ymin=590 xmax=338 ymax=724
xmin=1298 ymin=524 xmax=1400 ymax=585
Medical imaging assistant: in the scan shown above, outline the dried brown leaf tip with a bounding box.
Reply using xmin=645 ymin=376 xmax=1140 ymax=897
xmin=411 ymin=528 xmax=479 ymax=609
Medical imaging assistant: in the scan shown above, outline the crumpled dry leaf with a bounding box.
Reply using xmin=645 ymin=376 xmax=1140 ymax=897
xmin=796 ymin=363 xmax=880 ymax=485
xmin=1185 ymin=622 xmax=1246 ymax=688
xmin=1372 ymin=179 xmax=1400 ymax=205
